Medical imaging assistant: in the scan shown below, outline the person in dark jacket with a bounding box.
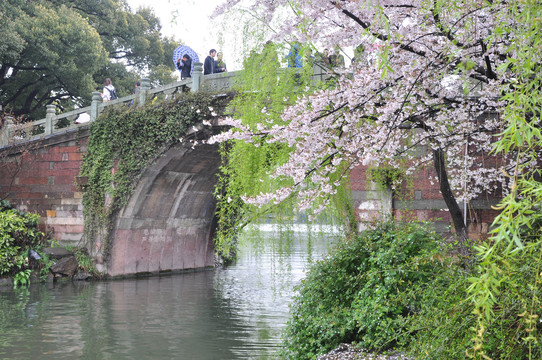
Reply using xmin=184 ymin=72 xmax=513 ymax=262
xmin=176 ymin=54 xmax=192 ymax=79
xmin=204 ymin=49 xmax=217 ymax=75
xmin=319 ymin=48 xmax=331 ymax=67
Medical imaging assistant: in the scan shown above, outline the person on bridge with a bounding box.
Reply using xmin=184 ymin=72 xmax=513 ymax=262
xmin=287 ymin=43 xmax=303 ymax=68
xmin=102 ymin=78 xmax=117 ymax=102
xmin=214 ymin=52 xmax=227 ymax=73
xmin=204 ymin=49 xmax=217 ymax=75
xmin=329 ymin=47 xmax=345 ymax=68
xmin=129 ymin=81 xmax=140 ymax=107
xmin=176 ymin=54 xmax=192 ymax=79
xmin=319 ymin=48 xmax=331 ymax=68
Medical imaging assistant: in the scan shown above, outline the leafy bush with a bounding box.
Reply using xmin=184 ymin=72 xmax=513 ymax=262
xmin=66 ymin=246 xmax=98 ymax=275
xmin=0 ymin=200 xmax=46 ymax=278
xmin=408 ymin=240 xmax=542 ymax=360
xmin=281 ymin=217 xmax=542 ymax=360
xmin=402 ymin=257 xmax=474 ymax=359
xmin=13 ymin=268 xmax=32 ymax=287
xmin=280 ymin=220 xmax=447 ymax=359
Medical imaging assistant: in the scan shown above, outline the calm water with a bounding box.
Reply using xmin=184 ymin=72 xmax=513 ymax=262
xmin=0 ymin=227 xmax=336 ymax=360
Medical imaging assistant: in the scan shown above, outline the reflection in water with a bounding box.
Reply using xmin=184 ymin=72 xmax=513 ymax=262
xmin=0 ymin=228 xmax=337 ymax=359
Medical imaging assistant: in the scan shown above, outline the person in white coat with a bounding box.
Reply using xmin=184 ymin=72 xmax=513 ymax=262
xmin=102 ymin=78 xmax=117 ymax=102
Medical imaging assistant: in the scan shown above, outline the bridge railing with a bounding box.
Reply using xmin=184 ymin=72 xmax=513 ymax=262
xmin=0 ymin=61 xmax=331 ymax=147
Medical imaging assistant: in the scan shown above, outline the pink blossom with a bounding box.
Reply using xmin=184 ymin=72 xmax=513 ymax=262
xmin=210 ymin=0 xmax=523 ymax=213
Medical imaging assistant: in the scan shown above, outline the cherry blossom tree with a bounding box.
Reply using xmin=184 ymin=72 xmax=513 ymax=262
xmin=211 ymin=0 xmax=522 ymax=245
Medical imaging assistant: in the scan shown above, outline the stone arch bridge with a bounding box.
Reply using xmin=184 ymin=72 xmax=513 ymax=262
xmin=0 ymin=63 xmax=500 ymax=276
xmin=0 ymin=64 xmax=333 ymax=276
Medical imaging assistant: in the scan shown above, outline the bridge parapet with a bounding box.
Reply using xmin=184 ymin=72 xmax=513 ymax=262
xmin=0 ymin=62 xmax=331 ymax=148
xmin=0 ymin=64 xmax=195 ymax=147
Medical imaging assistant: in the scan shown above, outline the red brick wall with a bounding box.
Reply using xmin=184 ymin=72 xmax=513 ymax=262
xmin=0 ymin=126 xmax=503 ymax=257
xmin=0 ymin=128 xmax=89 ymax=246
xmin=350 ymin=161 xmax=502 ymax=239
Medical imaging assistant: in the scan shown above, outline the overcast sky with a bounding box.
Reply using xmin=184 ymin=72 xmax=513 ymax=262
xmin=126 ymin=0 xmax=239 ymax=69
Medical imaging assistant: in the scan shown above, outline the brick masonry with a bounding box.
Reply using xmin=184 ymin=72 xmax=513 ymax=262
xmin=0 ymin=128 xmax=217 ymax=277
xmin=0 ymin=127 xmax=504 ymax=276
xmin=0 ymin=129 xmax=89 ymax=246
xmin=350 ymin=162 xmax=503 ymax=240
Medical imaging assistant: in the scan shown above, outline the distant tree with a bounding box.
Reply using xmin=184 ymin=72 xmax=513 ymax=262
xmin=0 ymin=1 xmax=108 ymax=118
xmin=1 ymin=0 xmax=181 ymax=119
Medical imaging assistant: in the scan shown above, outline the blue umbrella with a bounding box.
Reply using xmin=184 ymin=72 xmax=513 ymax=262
xmin=173 ymin=45 xmax=199 ymax=77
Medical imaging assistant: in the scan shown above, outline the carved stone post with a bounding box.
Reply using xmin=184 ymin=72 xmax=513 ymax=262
xmin=192 ymin=62 xmax=203 ymax=92
xmin=0 ymin=117 xmax=14 ymax=146
xmin=45 ymin=105 xmax=56 ymax=135
xmin=91 ymin=91 xmax=102 ymax=122
xmin=138 ymin=78 xmax=151 ymax=107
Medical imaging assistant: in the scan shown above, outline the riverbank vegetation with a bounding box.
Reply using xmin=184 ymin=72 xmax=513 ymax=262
xmin=281 ymin=220 xmax=447 ymax=359
xmin=0 ymin=200 xmax=50 ymax=286
xmin=280 ymin=219 xmax=542 ymax=359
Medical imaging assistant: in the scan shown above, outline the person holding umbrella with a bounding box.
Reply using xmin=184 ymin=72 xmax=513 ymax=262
xmin=204 ymin=49 xmax=217 ymax=75
xmin=172 ymin=45 xmax=199 ymax=79
xmin=176 ymin=54 xmax=192 ymax=80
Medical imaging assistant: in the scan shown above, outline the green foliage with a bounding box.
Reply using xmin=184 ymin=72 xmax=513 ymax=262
xmin=37 ymin=252 xmax=55 ymax=281
xmin=13 ymin=269 xmax=32 ymax=288
xmin=280 ymin=220 xmax=445 ymax=359
xmin=407 ymin=238 xmax=542 ymax=360
xmin=80 ymin=93 xmax=226 ymax=258
xmin=66 ymin=246 xmax=98 ymax=275
xmin=0 ymin=0 xmax=108 ymax=118
xmin=366 ymin=165 xmax=415 ymax=204
xmin=0 ymin=200 xmax=52 ymax=288
xmin=1 ymin=0 xmax=181 ymax=119
xmin=465 ymin=2 xmax=542 ymax=359
xmin=213 ymin=41 xmax=354 ymax=260
xmin=281 ymin=219 xmax=542 ymax=360
xmin=404 ymin=262 xmax=474 ymax=359
xmin=367 ymin=167 xmax=404 ymax=189
xmin=0 ymin=203 xmax=44 ymax=276
xmin=366 ymin=165 xmax=411 ymax=196
xmin=213 ymin=139 xmax=296 ymax=261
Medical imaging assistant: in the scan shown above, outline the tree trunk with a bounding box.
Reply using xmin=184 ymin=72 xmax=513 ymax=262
xmin=432 ymin=148 xmax=470 ymax=255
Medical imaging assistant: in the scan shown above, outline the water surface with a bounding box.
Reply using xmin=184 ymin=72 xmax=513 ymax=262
xmin=0 ymin=227 xmax=336 ymax=359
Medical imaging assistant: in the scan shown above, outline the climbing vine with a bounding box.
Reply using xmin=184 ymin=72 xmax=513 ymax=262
xmin=80 ymin=93 xmax=229 ymax=259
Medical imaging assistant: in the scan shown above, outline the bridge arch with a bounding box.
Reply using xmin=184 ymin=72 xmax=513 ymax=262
xmin=107 ymin=141 xmax=221 ymax=276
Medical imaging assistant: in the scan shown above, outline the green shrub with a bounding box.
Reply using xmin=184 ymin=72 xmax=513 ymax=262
xmin=65 ymin=246 xmax=98 ymax=275
xmin=280 ymin=219 xmax=542 ymax=360
xmin=402 ymin=257 xmax=474 ymax=359
xmin=0 ymin=201 xmax=46 ymax=279
xmin=13 ymin=268 xmax=32 ymax=287
xmin=280 ymin=220 xmax=447 ymax=359
xmin=408 ymin=240 xmax=542 ymax=360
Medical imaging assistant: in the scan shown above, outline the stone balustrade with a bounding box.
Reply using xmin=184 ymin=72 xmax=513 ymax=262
xmin=0 ymin=62 xmax=330 ymax=147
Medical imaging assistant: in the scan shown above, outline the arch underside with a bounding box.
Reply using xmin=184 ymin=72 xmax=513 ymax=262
xmin=108 ymin=142 xmax=220 ymax=276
